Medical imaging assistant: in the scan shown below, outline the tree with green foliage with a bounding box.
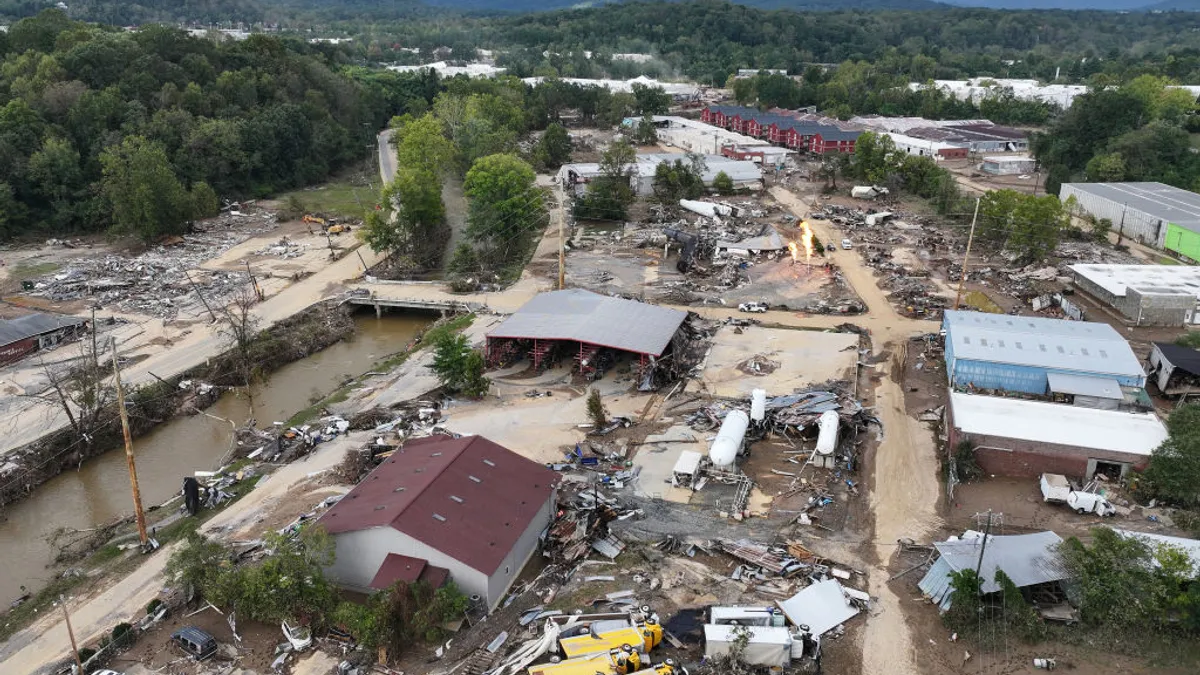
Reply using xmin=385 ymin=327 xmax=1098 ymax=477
xmin=463 ymin=153 xmax=545 ymax=266
xmin=574 ymin=139 xmax=636 ymax=221
xmin=631 ymin=83 xmax=670 ymax=115
xmin=536 ymin=122 xmax=572 ymax=169
xmin=713 ymin=170 xmax=734 ymax=195
xmin=977 ymin=190 xmax=1072 ymax=264
xmin=586 ymin=388 xmax=607 ymax=428
xmin=1086 ymin=152 xmax=1128 ymax=182
xmin=1142 ymin=403 xmax=1200 ymax=505
xmin=633 ymin=115 xmax=658 ymax=146
xmin=361 ymin=167 xmax=447 ymax=270
xmin=391 ymin=113 xmax=456 ymax=176
xmin=652 ymin=159 xmax=704 ymax=205
xmin=100 ymin=135 xmax=196 ymax=241
xmin=333 ymin=581 xmax=468 ymax=663
xmin=430 ymin=332 xmax=489 ymax=398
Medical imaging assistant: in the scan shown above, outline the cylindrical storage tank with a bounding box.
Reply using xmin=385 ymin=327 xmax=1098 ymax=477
xmin=750 ymin=389 xmax=766 ymax=422
xmin=710 ymin=410 xmax=750 ymax=468
xmin=815 ymin=410 xmax=840 ymax=456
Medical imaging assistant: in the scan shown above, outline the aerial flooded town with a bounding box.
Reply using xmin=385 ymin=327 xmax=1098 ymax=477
xmin=1 ymin=2 xmax=1200 ymax=675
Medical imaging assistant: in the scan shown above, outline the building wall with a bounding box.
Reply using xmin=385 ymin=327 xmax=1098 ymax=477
xmin=1060 ymin=185 xmax=1169 ymax=247
xmin=948 ymin=358 xmax=1145 ymax=394
xmin=1164 ymin=223 xmax=1200 ymax=262
xmin=1071 ymin=271 xmax=1194 ymax=326
xmin=0 ymin=337 xmax=36 ymax=365
xmin=1149 ymin=343 xmax=1175 ymax=392
xmin=947 ymin=424 xmax=1149 ymax=480
xmin=327 ymin=527 xmax=491 ymax=601
xmin=486 ymin=491 xmax=555 ymax=605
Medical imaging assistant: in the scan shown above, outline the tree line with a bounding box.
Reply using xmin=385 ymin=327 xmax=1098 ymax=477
xmin=0 ymin=9 xmax=425 ymax=242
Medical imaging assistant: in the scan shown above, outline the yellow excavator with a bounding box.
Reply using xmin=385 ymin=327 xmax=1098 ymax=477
xmin=302 ymin=214 xmax=326 ymax=226
xmin=630 ymin=659 xmax=686 ymax=675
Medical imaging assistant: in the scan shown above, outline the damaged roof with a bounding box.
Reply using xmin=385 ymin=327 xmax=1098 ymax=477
xmin=919 ymin=531 xmax=1068 ymax=610
xmin=488 ymin=289 xmax=687 ymax=357
xmin=318 ymin=435 xmax=559 ymax=575
xmin=0 ymin=312 xmax=86 ymax=347
xmin=1153 ymin=342 xmax=1200 ymax=376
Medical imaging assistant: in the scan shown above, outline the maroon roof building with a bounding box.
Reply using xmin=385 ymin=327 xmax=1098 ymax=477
xmin=319 ymin=435 xmax=559 ymax=610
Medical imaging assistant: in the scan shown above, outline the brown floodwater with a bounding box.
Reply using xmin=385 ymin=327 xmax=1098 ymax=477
xmin=0 ymin=311 xmax=431 ymax=606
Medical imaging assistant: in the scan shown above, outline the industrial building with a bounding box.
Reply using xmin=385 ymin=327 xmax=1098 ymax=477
xmin=0 ymin=312 xmax=88 ymax=365
xmin=1058 ymin=182 xmax=1200 ymax=256
xmin=942 ymin=309 xmax=1147 ymax=395
xmin=319 ymin=435 xmax=559 ymax=610
xmin=881 ymin=132 xmax=968 ymax=160
xmin=1069 ymin=263 xmax=1200 ymax=326
xmin=485 ymin=289 xmax=688 ymax=375
xmin=851 ymin=116 xmax=1029 ymax=153
xmin=521 ymin=76 xmax=701 ymax=102
xmin=979 ymin=155 xmax=1037 ymax=175
xmin=946 ymin=391 xmax=1167 ymax=479
xmin=636 ymin=116 xmax=794 ymax=166
xmin=557 ymin=152 xmax=762 ymax=197
xmin=1147 ymin=342 xmax=1200 ymax=397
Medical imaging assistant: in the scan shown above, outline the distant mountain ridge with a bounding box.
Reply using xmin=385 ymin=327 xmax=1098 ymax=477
xmin=421 ymin=0 xmax=1200 ymax=10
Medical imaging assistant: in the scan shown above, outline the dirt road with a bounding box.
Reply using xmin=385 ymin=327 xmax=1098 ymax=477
xmin=772 ymin=186 xmax=942 ymax=675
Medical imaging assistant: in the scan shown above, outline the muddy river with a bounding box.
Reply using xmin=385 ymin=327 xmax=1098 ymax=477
xmin=0 ymin=311 xmax=432 ymax=606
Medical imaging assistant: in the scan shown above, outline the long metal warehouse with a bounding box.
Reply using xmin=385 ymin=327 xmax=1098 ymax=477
xmin=486 ymin=289 xmax=687 ymax=374
xmin=1059 ymin=182 xmax=1200 ymax=257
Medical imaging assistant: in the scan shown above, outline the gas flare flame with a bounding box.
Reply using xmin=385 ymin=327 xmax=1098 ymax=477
xmin=799 ymin=221 xmax=814 ymax=262
xmin=787 ymin=241 xmax=800 ymax=263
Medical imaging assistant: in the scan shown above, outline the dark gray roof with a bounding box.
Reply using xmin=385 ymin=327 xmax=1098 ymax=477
xmin=1060 ymin=182 xmax=1200 ymax=229
xmin=0 ymin=312 xmax=86 ymax=347
xmin=932 ymin=531 xmax=1068 ymax=594
xmin=487 ymin=289 xmax=687 ymax=357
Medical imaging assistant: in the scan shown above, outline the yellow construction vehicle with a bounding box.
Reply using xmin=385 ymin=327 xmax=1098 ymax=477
xmin=325 ymin=223 xmax=351 ymax=235
xmin=558 ymin=616 xmax=663 ymax=659
xmin=302 ymin=214 xmax=326 ymax=226
xmin=528 ymin=645 xmax=642 ymax=675
xmin=629 ymin=659 xmax=686 ymax=675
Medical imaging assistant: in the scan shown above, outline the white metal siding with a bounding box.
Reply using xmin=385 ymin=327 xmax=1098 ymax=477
xmin=485 ymin=491 xmax=555 ymax=608
xmin=1061 ymin=185 xmax=1168 ymax=247
xmin=327 ymin=528 xmax=489 ymax=599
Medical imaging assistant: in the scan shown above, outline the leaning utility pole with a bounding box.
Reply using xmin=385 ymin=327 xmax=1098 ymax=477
xmin=557 ymin=183 xmax=566 ymax=291
xmin=111 ymin=338 xmax=148 ymax=547
xmin=953 ymin=197 xmax=982 ymax=311
xmin=974 ymin=510 xmax=993 ymax=578
xmin=1116 ymin=202 xmax=1128 ymax=247
xmin=59 ymin=595 xmax=83 ymax=675
xmin=183 ymin=270 xmax=217 ymax=323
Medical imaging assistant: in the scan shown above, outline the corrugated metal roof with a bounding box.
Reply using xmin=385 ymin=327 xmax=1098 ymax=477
xmin=488 ymin=289 xmax=687 ymax=357
xmin=917 ymin=556 xmax=955 ymax=611
xmin=1113 ymin=529 xmax=1200 ymax=569
xmin=931 ymin=531 xmax=1068 ymax=596
xmin=1060 ymin=182 xmax=1200 ymax=229
xmin=1046 ymin=372 xmax=1123 ymax=399
xmin=0 ymin=312 xmax=86 ymax=347
xmin=318 ymin=435 xmax=559 ymax=575
xmin=949 ymin=391 xmax=1167 ymax=456
xmin=942 ymin=310 xmax=1144 ymax=379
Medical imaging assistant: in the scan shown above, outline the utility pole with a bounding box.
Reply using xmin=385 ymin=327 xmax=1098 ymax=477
xmin=59 ymin=595 xmax=84 ymax=675
xmin=557 ymin=183 xmax=566 ymax=291
xmin=244 ymin=261 xmax=263 ymax=302
xmin=953 ymin=197 xmax=982 ymax=311
xmin=974 ymin=510 xmax=993 ymax=579
xmin=90 ymin=305 xmax=98 ymax=369
xmin=1116 ymin=202 xmax=1128 ymax=247
xmin=111 ymin=338 xmax=148 ymax=547
xmin=184 ymin=270 xmax=217 ymax=323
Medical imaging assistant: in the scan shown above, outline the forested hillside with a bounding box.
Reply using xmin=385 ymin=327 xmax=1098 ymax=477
xmin=0 ymin=9 xmax=431 ymax=240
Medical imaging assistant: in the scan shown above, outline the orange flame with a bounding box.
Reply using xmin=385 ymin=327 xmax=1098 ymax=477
xmin=799 ymin=221 xmax=814 ymax=262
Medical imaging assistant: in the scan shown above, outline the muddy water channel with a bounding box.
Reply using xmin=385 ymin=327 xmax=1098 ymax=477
xmin=0 ymin=311 xmax=432 ymax=606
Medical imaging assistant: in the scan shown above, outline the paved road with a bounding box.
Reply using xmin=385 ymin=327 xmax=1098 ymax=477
xmin=378 ymin=128 xmax=397 ymax=184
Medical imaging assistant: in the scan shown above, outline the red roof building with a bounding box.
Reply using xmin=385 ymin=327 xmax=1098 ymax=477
xmin=320 ymin=435 xmax=559 ymax=610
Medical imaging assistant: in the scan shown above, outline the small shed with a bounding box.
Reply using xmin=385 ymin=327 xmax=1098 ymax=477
xmin=918 ymin=531 xmax=1068 ymax=611
xmin=0 ymin=312 xmax=87 ymax=365
xmin=1148 ymin=342 xmax=1200 ymax=397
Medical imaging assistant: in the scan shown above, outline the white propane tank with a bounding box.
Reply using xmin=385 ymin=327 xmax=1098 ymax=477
xmin=815 ymin=410 xmax=840 ymax=455
xmin=710 ymin=410 xmax=750 ymax=468
xmin=750 ymin=389 xmax=766 ymax=422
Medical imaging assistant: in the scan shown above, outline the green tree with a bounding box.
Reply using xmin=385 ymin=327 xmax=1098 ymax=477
xmin=463 ymin=153 xmax=544 ymax=264
xmin=575 ymin=139 xmax=636 ymax=221
xmin=1143 ymin=404 xmax=1200 ymax=505
xmin=391 ymin=113 xmax=456 ymax=176
xmin=429 ymin=332 xmax=489 ymax=398
xmin=1086 ymin=152 xmax=1128 ymax=182
xmin=631 ymin=83 xmax=671 ymax=115
xmin=652 ymin=159 xmax=704 ymax=205
xmin=536 ymin=122 xmax=572 ymax=169
xmin=713 ymin=170 xmax=734 ymax=195
xmin=100 ymin=135 xmax=195 ymax=241
xmin=977 ymin=190 xmax=1071 ymax=264
xmin=362 ymin=167 xmax=448 ymax=269
xmin=633 ymin=115 xmax=658 ymax=146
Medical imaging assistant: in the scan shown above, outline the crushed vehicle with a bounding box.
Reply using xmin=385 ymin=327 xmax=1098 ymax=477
xmin=738 ymin=301 xmax=768 ymax=313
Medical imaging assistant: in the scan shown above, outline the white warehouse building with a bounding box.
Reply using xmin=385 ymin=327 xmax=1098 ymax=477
xmin=1059 ymin=182 xmax=1200 ymax=255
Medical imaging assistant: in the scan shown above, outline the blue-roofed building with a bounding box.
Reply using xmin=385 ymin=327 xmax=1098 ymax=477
xmin=942 ymin=310 xmax=1146 ymax=395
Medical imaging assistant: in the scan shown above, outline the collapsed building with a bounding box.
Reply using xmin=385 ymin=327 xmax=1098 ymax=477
xmin=1147 ymin=342 xmax=1200 ymax=398
xmin=0 ymin=312 xmax=88 ymax=365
